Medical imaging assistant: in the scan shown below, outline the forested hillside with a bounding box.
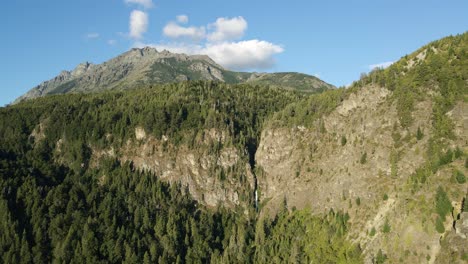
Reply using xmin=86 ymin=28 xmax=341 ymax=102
xmin=0 ymin=32 xmax=466 ymax=263
xmin=0 ymin=81 xmax=361 ymax=263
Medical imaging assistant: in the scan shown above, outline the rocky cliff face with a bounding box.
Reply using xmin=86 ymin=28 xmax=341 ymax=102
xmin=255 ymin=84 xmax=468 ymax=263
xmin=87 ymin=127 xmax=255 ymax=210
xmin=256 ymin=85 xmax=404 ymax=211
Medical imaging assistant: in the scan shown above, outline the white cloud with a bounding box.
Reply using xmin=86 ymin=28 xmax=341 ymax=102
xmin=207 ymin=16 xmax=247 ymax=42
xmin=108 ymin=39 xmax=117 ymax=45
xmin=161 ymin=16 xmax=249 ymax=43
xmin=176 ymin=15 xmax=189 ymax=24
xmin=86 ymin=33 xmax=100 ymax=39
xmin=137 ymin=16 xmax=282 ymax=70
xmin=163 ymin=22 xmax=206 ymax=41
xmin=369 ymin=61 xmax=393 ymax=70
xmin=203 ymin=40 xmax=283 ymax=70
xmin=148 ymin=40 xmax=283 ymax=70
xmin=129 ymin=10 xmax=148 ymax=40
xmin=125 ymin=0 xmax=153 ymax=9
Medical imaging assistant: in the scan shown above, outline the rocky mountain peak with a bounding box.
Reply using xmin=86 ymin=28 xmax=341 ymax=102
xmin=128 ymin=46 xmax=160 ymax=57
xmin=71 ymin=61 xmax=94 ymax=77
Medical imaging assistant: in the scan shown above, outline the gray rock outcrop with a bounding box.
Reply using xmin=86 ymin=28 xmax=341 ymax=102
xmin=455 ymin=212 xmax=468 ymax=239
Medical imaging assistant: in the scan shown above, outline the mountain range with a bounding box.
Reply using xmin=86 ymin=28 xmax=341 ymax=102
xmin=14 ymin=47 xmax=334 ymax=103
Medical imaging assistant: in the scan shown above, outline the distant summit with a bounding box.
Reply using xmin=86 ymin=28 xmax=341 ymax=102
xmin=15 ymin=47 xmax=334 ymax=103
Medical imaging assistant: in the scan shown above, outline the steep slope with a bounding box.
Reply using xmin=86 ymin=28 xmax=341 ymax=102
xmin=256 ymin=32 xmax=467 ymax=263
xmin=14 ymin=47 xmax=334 ymax=103
xmin=243 ymin=72 xmax=333 ymax=93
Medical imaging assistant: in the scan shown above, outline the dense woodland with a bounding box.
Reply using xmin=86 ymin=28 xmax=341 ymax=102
xmin=0 ymin=33 xmax=466 ymax=262
xmin=0 ymin=81 xmax=362 ymax=263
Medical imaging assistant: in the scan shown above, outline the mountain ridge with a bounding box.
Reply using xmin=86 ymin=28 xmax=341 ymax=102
xmin=14 ymin=47 xmax=334 ymax=103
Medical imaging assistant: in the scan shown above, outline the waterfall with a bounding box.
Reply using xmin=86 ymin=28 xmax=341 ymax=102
xmin=255 ymin=190 xmax=258 ymax=211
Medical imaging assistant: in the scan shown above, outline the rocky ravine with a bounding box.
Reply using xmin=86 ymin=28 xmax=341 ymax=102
xmin=72 ymin=83 xmax=465 ymax=262
xmin=39 ymin=81 xmax=465 ymax=262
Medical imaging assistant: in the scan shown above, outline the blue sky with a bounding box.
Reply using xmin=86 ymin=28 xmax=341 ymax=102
xmin=1 ymin=0 xmax=467 ymax=106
